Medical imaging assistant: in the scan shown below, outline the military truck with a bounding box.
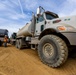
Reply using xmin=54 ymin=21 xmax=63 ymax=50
xmin=10 ymin=32 xmax=16 ymax=45
xmin=0 ymin=29 xmax=8 ymax=46
xmin=15 ymin=6 xmax=76 ymax=67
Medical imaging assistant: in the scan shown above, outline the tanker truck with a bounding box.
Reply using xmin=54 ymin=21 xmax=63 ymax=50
xmin=16 ymin=6 xmax=76 ymax=68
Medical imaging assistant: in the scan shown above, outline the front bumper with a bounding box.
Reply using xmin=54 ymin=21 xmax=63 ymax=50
xmin=61 ymin=32 xmax=76 ymax=45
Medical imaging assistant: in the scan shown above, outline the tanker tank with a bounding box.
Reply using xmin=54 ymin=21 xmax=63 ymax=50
xmin=17 ymin=22 xmax=32 ymax=37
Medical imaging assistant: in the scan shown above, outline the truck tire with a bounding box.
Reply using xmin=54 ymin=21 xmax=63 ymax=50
xmin=38 ymin=35 xmax=68 ymax=68
xmin=18 ymin=39 xmax=23 ymax=49
xmin=0 ymin=41 xmax=2 ymax=46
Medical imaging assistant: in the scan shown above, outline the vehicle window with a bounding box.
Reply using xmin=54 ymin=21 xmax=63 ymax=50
xmin=37 ymin=15 xmax=44 ymax=23
xmin=46 ymin=13 xmax=58 ymax=20
xmin=41 ymin=25 xmax=44 ymax=31
xmin=0 ymin=30 xmax=8 ymax=37
xmin=5 ymin=30 xmax=8 ymax=35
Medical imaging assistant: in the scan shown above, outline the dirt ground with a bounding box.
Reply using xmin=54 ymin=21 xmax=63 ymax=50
xmin=0 ymin=44 xmax=76 ymax=75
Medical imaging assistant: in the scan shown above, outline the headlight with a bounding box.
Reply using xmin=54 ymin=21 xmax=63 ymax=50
xmin=57 ymin=26 xmax=75 ymax=31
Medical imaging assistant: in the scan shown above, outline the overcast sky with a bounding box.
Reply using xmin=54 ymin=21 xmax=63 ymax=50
xmin=0 ymin=0 xmax=76 ymax=36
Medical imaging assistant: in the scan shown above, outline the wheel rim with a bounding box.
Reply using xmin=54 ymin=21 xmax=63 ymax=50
xmin=43 ymin=43 xmax=54 ymax=58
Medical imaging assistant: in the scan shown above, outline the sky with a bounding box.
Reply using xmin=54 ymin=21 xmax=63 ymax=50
xmin=0 ymin=0 xmax=76 ymax=36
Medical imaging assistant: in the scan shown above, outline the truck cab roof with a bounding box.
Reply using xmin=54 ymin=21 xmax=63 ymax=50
xmin=45 ymin=11 xmax=59 ymax=18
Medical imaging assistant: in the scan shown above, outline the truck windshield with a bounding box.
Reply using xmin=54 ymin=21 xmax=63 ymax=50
xmin=0 ymin=29 xmax=8 ymax=37
xmin=46 ymin=13 xmax=58 ymax=20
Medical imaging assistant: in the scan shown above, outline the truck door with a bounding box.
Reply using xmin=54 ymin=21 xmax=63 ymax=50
xmin=35 ymin=15 xmax=45 ymax=35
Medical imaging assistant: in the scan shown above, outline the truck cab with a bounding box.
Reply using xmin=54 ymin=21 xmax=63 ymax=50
xmin=0 ymin=29 xmax=8 ymax=46
xmin=35 ymin=11 xmax=59 ymax=35
xmin=10 ymin=33 xmax=16 ymax=45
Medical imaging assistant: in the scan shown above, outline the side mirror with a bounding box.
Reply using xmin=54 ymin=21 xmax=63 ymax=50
xmin=37 ymin=7 xmax=41 ymax=15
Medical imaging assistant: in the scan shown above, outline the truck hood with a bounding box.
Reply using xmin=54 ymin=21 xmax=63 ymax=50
xmin=47 ymin=15 xmax=76 ymax=28
xmin=45 ymin=15 xmax=76 ymax=32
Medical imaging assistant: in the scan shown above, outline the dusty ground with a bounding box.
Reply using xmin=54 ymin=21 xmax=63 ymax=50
xmin=0 ymin=44 xmax=76 ymax=75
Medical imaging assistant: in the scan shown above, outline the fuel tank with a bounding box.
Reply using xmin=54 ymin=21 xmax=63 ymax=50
xmin=17 ymin=22 xmax=32 ymax=37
